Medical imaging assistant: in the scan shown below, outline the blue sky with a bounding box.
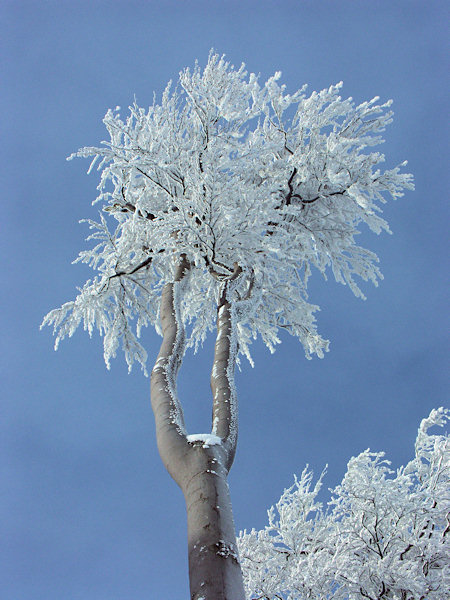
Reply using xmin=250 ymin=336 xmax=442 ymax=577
xmin=2 ymin=1 xmax=448 ymax=598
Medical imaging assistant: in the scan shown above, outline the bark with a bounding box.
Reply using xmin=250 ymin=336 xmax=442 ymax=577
xmin=150 ymin=260 xmax=245 ymax=600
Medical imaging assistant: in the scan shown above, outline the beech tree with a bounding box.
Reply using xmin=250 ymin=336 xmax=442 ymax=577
xmin=238 ymin=408 xmax=449 ymax=600
xmin=41 ymin=53 xmax=414 ymax=599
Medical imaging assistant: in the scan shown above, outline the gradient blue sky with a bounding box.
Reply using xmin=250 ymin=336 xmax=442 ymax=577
xmin=2 ymin=1 xmax=448 ymax=598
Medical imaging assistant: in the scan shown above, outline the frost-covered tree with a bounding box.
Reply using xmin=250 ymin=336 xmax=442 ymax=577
xmin=238 ymin=408 xmax=449 ymax=600
xmin=41 ymin=53 xmax=414 ymax=599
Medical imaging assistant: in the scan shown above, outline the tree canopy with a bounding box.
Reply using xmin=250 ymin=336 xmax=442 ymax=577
xmin=41 ymin=52 xmax=413 ymax=371
xmin=238 ymin=408 xmax=449 ymax=599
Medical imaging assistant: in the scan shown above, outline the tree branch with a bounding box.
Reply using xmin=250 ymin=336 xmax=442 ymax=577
xmin=150 ymin=255 xmax=191 ymax=484
xmin=211 ymin=268 xmax=241 ymax=472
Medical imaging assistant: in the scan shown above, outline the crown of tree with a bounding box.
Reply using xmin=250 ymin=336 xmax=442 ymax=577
xmin=42 ymin=52 xmax=413 ymax=372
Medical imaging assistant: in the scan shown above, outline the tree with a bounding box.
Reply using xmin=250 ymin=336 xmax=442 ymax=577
xmin=41 ymin=52 xmax=414 ymax=599
xmin=238 ymin=408 xmax=449 ymax=600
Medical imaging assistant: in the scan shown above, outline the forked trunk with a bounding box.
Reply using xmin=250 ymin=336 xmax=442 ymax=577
xmin=150 ymin=259 xmax=245 ymax=599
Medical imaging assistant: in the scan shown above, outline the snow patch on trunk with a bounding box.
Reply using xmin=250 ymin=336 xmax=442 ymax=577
xmin=187 ymin=433 xmax=222 ymax=448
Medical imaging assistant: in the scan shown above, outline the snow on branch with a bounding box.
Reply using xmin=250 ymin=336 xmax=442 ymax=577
xmin=42 ymin=51 xmax=414 ymax=372
xmin=238 ymin=409 xmax=449 ymax=600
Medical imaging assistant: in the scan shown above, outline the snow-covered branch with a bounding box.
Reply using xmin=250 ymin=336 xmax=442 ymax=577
xmin=149 ymin=256 xmax=191 ymax=481
xmin=42 ymin=52 xmax=413 ymax=372
xmin=238 ymin=409 xmax=449 ymax=599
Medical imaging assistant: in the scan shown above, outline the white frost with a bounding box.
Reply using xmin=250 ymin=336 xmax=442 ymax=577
xmin=42 ymin=51 xmax=414 ymax=372
xmin=238 ymin=408 xmax=449 ymax=600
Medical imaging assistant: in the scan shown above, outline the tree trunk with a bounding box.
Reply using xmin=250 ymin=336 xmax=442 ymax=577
xmin=183 ymin=442 xmax=244 ymax=599
xmin=150 ymin=259 xmax=245 ymax=599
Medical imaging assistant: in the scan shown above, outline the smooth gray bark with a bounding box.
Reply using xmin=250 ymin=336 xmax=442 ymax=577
xmin=150 ymin=259 xmax=245 ymax=599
